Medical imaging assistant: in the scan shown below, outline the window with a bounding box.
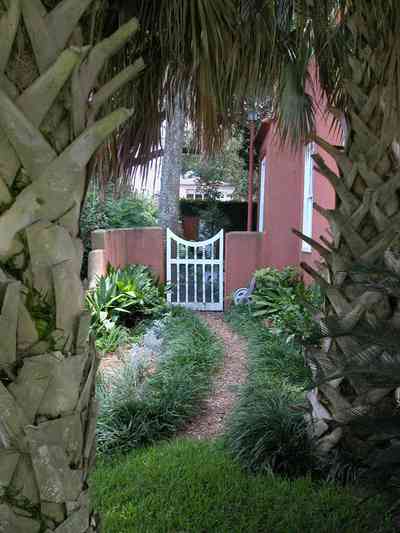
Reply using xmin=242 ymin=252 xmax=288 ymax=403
xmin=258 ymin=158 xmax=267 ymax=232
xmin=195 ymin=193 xmax=203 ymax=200
xmin=186 ymin=193 xmax=194 ymax=199
xmin=302 ymin=143 xmax=315 ymax=252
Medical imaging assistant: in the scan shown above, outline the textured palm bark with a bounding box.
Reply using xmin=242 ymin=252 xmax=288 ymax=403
xmin=297 ymin=13 xmax=400 ymax=462
xmin=158 ymin=97 xmax=185 ymax=233
xmin=0 ymin=1 xmax=139 ymax=531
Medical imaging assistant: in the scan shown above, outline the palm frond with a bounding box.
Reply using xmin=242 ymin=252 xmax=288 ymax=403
xmin=93 ymin=0 xmax=400 ymax=181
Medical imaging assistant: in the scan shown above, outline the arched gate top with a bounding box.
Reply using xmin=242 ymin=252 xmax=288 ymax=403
xmin=166 ymin=229 xmax=224 ymax=311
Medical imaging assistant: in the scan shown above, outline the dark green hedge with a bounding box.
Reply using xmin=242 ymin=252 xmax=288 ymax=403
xmin=179 ymin=199 xmax=258 ymax=232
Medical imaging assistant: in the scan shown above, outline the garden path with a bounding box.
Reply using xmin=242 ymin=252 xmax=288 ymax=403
xmin=181 ymin=312 xmax=248 ymax=440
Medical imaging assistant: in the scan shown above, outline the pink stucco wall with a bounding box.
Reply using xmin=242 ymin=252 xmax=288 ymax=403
xmin=299 ymin=69 xmax=338 ymax=274
xmin=90 ymin=227 xmax=268 ymax=309
xmin=224 ymin=232 xmax=266 ymax=303
xmin=91 ymin=227 xmax=165 ymax=283
xmin=258 ymin=68 xmax=339 ymax=277
xmin=259 ymin=129 xmax=303 ymax=269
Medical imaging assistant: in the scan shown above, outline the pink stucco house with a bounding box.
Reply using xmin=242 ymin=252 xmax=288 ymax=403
xmin=225 ymin=83 xmax=340 ymax=296
xmin=89 ymin=71 xmax=341 ymax=308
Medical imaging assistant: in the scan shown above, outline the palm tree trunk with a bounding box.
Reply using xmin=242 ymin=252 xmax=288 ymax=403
xmin=0 ymin=1 xmax=141 ymax=530
xmin=298 ymin=13 xmax=400 ymax=467
xmin=158 ymin=96 xmax=185 ymax=233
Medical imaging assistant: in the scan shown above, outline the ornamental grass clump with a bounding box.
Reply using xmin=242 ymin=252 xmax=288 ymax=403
xmin=225 ymin=306 xmax=314 ymax=476
xmin=225 ymin=386 xmax=314 ymax=476
xmin=224 ymin=271 xmax=318 ymax=476
xmin=97 ymin=307 xmax=223 ymax=454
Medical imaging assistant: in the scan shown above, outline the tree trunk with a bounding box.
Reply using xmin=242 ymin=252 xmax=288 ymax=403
xmin=0 ymin=2 xmax=141 ymax=531
xmin=158 ymin=97 xmax=185 ymax=233
xmin=298 ymin=11 xmax=400 ymax=471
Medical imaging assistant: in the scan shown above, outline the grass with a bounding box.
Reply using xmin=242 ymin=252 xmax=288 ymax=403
xmin=91 ymin=438 xmax=391 ymax=533
xmin=97 ymin=307 xmax=224 ymax=454
xmin=224 ymin=385 xmax=313 ymax=476
xmin=95 ymin=323 xmax=138 ymax=354
xmin=226 ymin=304 xmax=312 ymax=391
xmin=223 ymin=304 xmax=315 ymax=475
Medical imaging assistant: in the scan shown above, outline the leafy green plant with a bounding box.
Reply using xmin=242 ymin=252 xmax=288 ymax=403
xmin=251 ymin=266 xmax=321 ymax=341
xmin=87 ymin=264 xmax=167 ymax=324
xmin=86 ymin=264 xmax=167 ymax=352
xmin=95 ymin=324 xmax=133 ymax=354
xmin=80 ymin=190 xmax=158 ymax=278
xmin=96 ymin=308 xmax=223 ymax=454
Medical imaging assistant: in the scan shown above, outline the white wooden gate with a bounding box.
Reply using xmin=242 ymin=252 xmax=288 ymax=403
xmin=166 ymin=229 xmax=224 ymax=311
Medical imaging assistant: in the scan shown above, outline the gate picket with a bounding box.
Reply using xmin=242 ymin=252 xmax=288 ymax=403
xmin=166 ymin=229 xmax=224 ymax=311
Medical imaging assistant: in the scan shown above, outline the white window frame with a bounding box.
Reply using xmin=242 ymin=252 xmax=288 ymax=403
xmin=258 ymin=158 xmax=267 ymax=232
xmin=302 ymin=143 xmax=315 ymax=253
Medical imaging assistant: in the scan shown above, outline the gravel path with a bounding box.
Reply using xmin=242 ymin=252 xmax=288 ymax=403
xmin=181 ymin=312 xmax=248 ymax=440
xmin=99 ymin=311 xmax=249 ymax=440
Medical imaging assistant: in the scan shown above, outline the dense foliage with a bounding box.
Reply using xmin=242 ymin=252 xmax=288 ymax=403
xmin=91 ymin=439 xmax=390 ymax=533
xmin=182 ymin=132 xmax=248 ymax=200
xmin=96 ymin=308 xmax=223 ymax=454
xmin=252 ymin=266 xmax=321 ymax=341
xmin=86 ymin=264 xmax=166 ymax=353
xmin=224 ymin=268 xmax=321 ymax=475
xmin=225 ymin=303 xmax=314 ymax=475
xmin=180 ymin=199 xmax=258 ymax=237
xmin=80 ymin=190 xmax=158 ymax=277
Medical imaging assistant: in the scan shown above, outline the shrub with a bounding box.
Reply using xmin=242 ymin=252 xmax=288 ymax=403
xmin=225 ymin=386 xmax=313 ymax=476
xmin=80 ymin=190 xmax=158 ymax=278
xmin=96 ymin=308 xmax=223 ymax=454
xmin=251 ymin=266 xmax=321 ymax=341
xmin=180 ymin=199 xmax=258 ymax=233
xmin=86 ymin=264 xmax=167 ymax=352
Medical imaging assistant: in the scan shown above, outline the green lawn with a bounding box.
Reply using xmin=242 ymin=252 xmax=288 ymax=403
xmin=91 ymin=439 xmax=390 ymax=533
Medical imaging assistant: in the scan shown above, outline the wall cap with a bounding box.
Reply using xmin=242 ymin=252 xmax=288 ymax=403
xmin=106 ymin=226 xmax=164 ymax=232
